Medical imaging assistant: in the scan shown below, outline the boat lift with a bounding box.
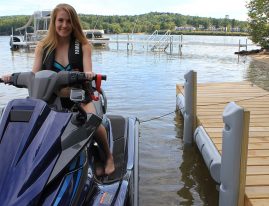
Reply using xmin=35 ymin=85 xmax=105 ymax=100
xmin=10 ymin=10 xmax=51 ymax=50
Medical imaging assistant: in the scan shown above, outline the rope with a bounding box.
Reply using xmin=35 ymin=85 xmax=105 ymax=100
xmin=137 ymin=93 xmax=269 ymax=124
xmin=138 ymin=107 xmax=182 ymax=123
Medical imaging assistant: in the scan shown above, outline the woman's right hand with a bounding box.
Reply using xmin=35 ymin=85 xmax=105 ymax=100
xmin=1 ymin=74 xmax=12 ymax=83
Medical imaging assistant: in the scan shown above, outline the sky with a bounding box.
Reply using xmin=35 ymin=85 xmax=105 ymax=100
xmin=0 ymin=0 xmax=250 ymax=21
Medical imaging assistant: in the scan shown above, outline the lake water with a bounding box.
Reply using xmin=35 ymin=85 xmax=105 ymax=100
xmin=0 ymin=34 xmax=266 ymax=205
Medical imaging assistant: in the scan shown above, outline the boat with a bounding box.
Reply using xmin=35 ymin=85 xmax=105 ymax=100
xmin=0 ymin=70 xmax=139 ymax=205
xmin=84 ymin=29 xmax=110 ymax=47
xmin=10 ymin=10 xmax=50 ymax=50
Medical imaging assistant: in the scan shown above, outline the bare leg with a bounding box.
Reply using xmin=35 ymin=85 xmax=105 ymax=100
xmin=95 ymin=125 xmax=115 ymax=175
xmin=81 ymin=102 xmax=115 ymax=175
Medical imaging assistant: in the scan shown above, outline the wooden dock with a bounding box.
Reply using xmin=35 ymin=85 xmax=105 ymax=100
xmin=176 ymin=81 xmax=269 ymax=206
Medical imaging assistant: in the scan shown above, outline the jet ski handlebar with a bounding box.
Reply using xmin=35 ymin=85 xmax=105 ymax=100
xmin=0 ymin=71 xmax=106 ymax=102
xmin=0 ymin=71 xmax=106 ymax=87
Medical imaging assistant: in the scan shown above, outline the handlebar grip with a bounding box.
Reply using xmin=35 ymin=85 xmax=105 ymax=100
xmin=68 ymin=72 xmax=106 ymax=84
xmin=0 ymin=73 xmax=20 ymax=85
xmin=101 ymin=75 xmax=107 ymax=81
xmin=93 ymin=74 xmax=107 ymax=81
xmin=68 ymin=72 xmax=87 ymax=84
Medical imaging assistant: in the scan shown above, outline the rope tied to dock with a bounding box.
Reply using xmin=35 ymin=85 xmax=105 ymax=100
xmin=138 ymin=107 xmax=182 ymax=123
xmin=138 ymin=92 xmax=269 ymax=124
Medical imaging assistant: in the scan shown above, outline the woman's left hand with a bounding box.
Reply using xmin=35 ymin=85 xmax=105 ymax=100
xmin=85 ymin=71 xmax=95 ymax=80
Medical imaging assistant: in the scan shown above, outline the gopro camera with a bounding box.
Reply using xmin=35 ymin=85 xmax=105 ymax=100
xmin=70 ymin=88 xmax=85 ymax=102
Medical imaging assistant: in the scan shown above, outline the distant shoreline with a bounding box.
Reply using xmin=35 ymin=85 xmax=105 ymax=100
xmin=0 ymin=31 xmax=249 ymax=37
xmin=107 ymin=31 xmax=249 ymax=36
xmin=157 ymin=30 xmax=249 ymax=36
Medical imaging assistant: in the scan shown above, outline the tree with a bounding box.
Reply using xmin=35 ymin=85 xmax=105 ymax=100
xmin=0 ymin=13 xmax=249 ymax=35
xmin=110 ymin=23 xmax=122 ymax=34
xmin=247 ymin=0 xmax=269 ymax=48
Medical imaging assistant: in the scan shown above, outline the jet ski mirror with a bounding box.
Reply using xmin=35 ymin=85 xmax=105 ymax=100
xmin=70 ymin=88 xmax=85 ymax=103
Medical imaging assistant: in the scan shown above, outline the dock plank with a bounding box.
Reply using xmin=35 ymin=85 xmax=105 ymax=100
xmin=176 ymin=81 xmax=269 ymax=206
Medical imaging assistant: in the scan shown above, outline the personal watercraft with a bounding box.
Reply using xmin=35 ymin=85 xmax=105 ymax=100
xmin=0 ymin=70 xmax=139 ymax=206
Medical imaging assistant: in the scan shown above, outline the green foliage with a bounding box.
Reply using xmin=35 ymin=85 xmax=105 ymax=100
xmin=247 ymin=0 xmax=269 ymax=48
xmin=78 ymin=12 xmax=247 ymax=34
xmin=0 ymin=15 xmax=29 ymax=35
xmin=0 ymin=12 xmax=248 ymax=36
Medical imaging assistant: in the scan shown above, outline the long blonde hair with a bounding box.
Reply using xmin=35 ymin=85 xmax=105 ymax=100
xmin=41 ymin=3 xmax=88 ymax=60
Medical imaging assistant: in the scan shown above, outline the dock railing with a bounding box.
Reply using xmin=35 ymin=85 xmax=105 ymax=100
xmin=176 ymin=70 xmax=250 ymax=206
xmin=146 ymin=30 xmax=158 ymax=50
xmin=151 ymin=30 xmax=171 ymax=52
xmin=238 ymin=39 xmax=248 ymax=52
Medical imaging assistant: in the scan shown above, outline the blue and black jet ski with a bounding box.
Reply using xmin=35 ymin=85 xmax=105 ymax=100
xmin=0 ymin=70 xmax=139 ymax=206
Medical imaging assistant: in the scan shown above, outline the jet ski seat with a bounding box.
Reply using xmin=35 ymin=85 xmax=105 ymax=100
xmin=107 ymin=115 xmax=127 ymax=181
xmin=94 ymin=115 xmax=127 ymax=182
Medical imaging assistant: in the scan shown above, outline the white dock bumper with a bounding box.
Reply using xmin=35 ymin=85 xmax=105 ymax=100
xmin=176 ymin=93 xmax=185 ymax=114
xmin=194 ymin=126 xmax=221 ymax=183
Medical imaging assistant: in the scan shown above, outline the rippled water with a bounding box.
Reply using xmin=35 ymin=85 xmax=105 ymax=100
xmin=0 ymin=34 xmax=266 ymax=205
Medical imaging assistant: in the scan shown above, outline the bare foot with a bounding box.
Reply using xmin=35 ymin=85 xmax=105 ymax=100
xmin=105 ymin=155 xmax=115 ymax=175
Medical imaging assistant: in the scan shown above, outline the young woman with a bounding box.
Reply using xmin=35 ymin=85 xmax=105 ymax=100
xmin=3 ymin=3 xmax=115 ymax=175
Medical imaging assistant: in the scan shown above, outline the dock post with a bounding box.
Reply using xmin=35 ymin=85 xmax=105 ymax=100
xmin=117 ymin=34 xmax=119 ymax=50
xmin=169 ymin=36 xmax=173 ymax=54
xmin=237 ymin=40 xmax=241 ymax=62
xmin=10 ymin=28 xmax=14 ymax=50
xmin=219 ymin=102 xmax=250 ymax=206
xmin=127 ymin=34 xmax=130 ymax=51
xmin=179 ymin=34 xmax=183 ymax=56
xmin=183 ymin=70 xmax=197 ymax=144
